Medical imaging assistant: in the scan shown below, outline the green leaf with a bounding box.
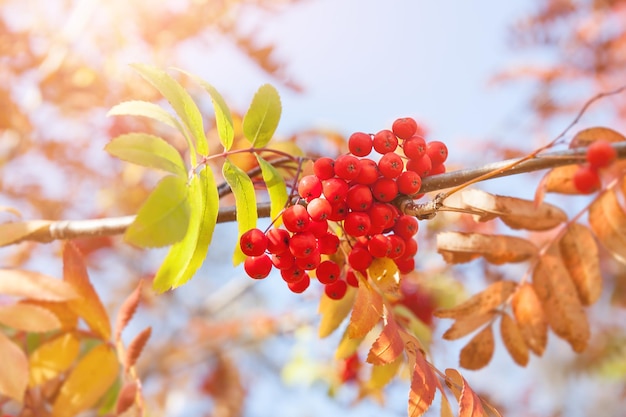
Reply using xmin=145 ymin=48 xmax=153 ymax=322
xmin=130 ymin=64 xmax=208 ymax=157
xmin=125 ymin=176 xmax=191 ymax=248
xmin=107 ymin=100 xmax=184 ymax=132
xmin=152 ymin=167 xmax=219 ymax=292
xmin=222 ymin=159 xmax=257 ymax=265
xmin=176 ymin=70 xmax=235 ymax=151
xmin=255 ymin=155 xmax=288 ymax=226
xmin=105 ymin=133 xmax=187 ymax=176
xmin=242 ymin=84 xmax=281 ymax=148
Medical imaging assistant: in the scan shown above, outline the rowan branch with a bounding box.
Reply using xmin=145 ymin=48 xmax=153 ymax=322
xmin=2 ymin=143 xmax=626 ymax=246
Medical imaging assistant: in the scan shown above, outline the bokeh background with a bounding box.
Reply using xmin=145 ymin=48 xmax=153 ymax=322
xmin=1 ymin=0 xmax=626 ymax=416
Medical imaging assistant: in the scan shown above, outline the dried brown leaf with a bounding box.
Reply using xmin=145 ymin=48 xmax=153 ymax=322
xmin=408 ymin=350 xmax=437 ymax=417
xmin=437 ymin=232 xmax=537 ymax=265
xmin=435 ymin=280 xmax=518 ymax=319
xmin=348 ymin=284 xmax=383 ymax=339
xmin=460 ymin=189 xmax=567 ymax=230
xmin=589 ymin=189 xmax=626 ymax=263
xmin=444 ymin=368 xmax=463 ymax=401
xmin=543 ymin=165 xmax=580 ymax=194
xmin=500 ymin=313 xmax=529 ymax=366
xmin=115 ymin=280 xmax=144 ymax=342
xmin=570 ymin=126 xmax=626 ymax=147
xmin=116 ymin=381 xmax=138 ymax=415
xmin=442 ymin=311 xmax=497 ymax=340
xmin=511 ymin=283 xmax=548 ymax=356
xmin=125 ymin=326 xmax=152 ymax=372
xmin=0 ymin=269 xmax=78 ymax=301
xmin=559 ymin=223 xmax=602 ymax=305
xmin=532 ymin=248 xmax=590 ymax=352
xmin=367 ymin=318 xmax=404 ymax=365
xmin=459 ymin=325 xmax=494 ymax=370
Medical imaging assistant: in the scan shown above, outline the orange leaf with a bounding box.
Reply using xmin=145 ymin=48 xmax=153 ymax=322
xmin=0 ymin=220 xmax=52 ymax=247
xmin=29 ymin=333 xmax=80 ymax=387
xmin=589 ymin=189 xmax=626 ymax=263
xmin=0 ymin=269 xmax=78 ymax=301
xmin=0 ymin=331 xmax=28 ymax=403
xmin=0 ymin=303 xmax=61 ymax=332
xmin=408 ymin=350 xmax=437 ymax=417
xmin=532 ymin=248 xmax=590 ymax=352
xmin=52 ymin=344 xmax=120 ymax=417
xmin=435 ymin=280 xmax=518 ymax=319
xmin=318 ymin=286 xmax=357 ymax=338
xmin=115 ymin=280 xmax=144 ymax=342
xmin=444 ymin=368 xmax=464 ymax=401
xmin=570 ymin=126 xmax=626 ymax=147
xmin=367 ymin=318 xmax=404 ymax=365
xmin=459 ymin=377 xmax=487 ymax=417
xmin=542 ymin=165 xmax=580 ymax=195
xmin=437 ymin=232 xmax=537 ymax=264
xmin=459 ymin=325 xmax=494 ymax=370
xmin=348 ymin=283 xmax=383 ymax=339
xmin=442 ymin=311 xmax=497 ymax=341
xmin=559 ymin=223 xmax=602 ymax=305
xmin=63 ymin=241 xmax=111 ymax=340
xmin=116 ymin=381 xmax=138 ymax=415
xmin=500 ymin=313 xmax=529 ymax=366
xmin=511 ymin=283 xmax=548 ymax=356
xmin=125 ymin=326 xmax=152 ymax=372
xmin=21 ymin=300 xmax=78 ymax=331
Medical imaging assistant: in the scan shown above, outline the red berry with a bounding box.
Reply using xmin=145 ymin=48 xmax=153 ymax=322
xmin=298 ymin=175 xmax=322 ymax=201
xmin=239 ymin=228 xmax=268 ymax=256
xmin=402 ymin=136 xmax=427 ymax=159
xmin=354 ymin=158 xmax=380 ymax=185
xmin=266 ymin=228 xmax=290 ymax=254
xmin=348 ymin=247 xmax=373 ymax=271
xmin=282 ymin=205 xmax=310 ymax=233
xmin=371 ymin=178 xmax=399 ymax=202
xmin=402 ymin=237 xmax=418 ymax=259
xmin=430 ymin=163 xmax=446 ymax=176
xmin=368 ymin=203 xmax=395 ymax=231
xmin=392 ymin=117 xmax=418 ymax=140
xmin=307 ymin=198 xmax=332 ymax=221
xmin=272 ymin=253 xmax=295 ymax=270
xmin=573 ymin=165 xmax=601 ymax=194
xmin=318 ymin=232 xmax=340 ymax=254
xmin=296 ymin=250 xmax=321 ymax=270
xmin=325 ymin=279 xmax=348 ymax=300
xmin=287 ymin=273 xmax=310 ymax=293
xmin=348 ymin=132 xmax=373 ymax=157
xmin=346 ymin=184 xmax=374 ymax=212
xmin=244 ymin=254 xmax=273 ymax=279
xmin=586 ymin=140 xmax=617 ymax=169
xmin=394 ymin=256 xmax=415 ymax=274
xmin=334 ymin=154 xmax=362 ymax=181
xmin=281 ymin=266 xmax=307 ymax=283
xmin=327 ymin=201 xmax=349 ymax=221
xmin=378 ymin=152 xmax=404 ymax=179
xmin=317 ymin=260 xmax=341 ymax=284
xmin=406 ymin=154 xmax=432 ymax=177
xmin=322 ymin=178 xmax=349 ymax=203
xmin=344 ymin=211 xmax=372 ymax=237
xmin=393 ymin=215 xmax=419 ymax=239
xmin=427 ymin=141 xmax=448 ymax=165
xmin=373 ymin=129 xmax=398 ymax=154
xmin=368 ymin=234 xmax=391 ymax=258
xmin=388 ymin=235 xmax=406 ymax=259
xmin=289 ymin=232 xmax=317 ymax=258
xmin=313 ymin=157 xmax=335 ymax=180
xmin=308 ymin=219 xmax=328 ymax=238
xmin=397 ymin=170 xmax=422 ymax=196
xmin=346 ymin=269 xmax=359 ymax=287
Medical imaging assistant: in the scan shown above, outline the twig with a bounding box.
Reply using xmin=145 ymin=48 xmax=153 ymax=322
xmin=3 ymin=143 xmax=626 ymax=246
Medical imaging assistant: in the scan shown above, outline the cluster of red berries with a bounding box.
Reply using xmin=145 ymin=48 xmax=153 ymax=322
xmin=573 ymin=140 xmax=617 ymax=193
xmin=240 ymin=117 xmax=449 ymax=300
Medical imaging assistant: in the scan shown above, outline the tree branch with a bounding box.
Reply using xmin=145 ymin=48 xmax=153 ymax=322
xmin=3 ymin=143 xmax=626 ymax=246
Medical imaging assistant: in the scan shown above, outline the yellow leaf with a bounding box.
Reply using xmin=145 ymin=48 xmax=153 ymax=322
xmin=335 ymin=327 xmax=363 ymax=359
xmin=460 ymin=189 xmax=567 ymax=230
xmin=52 ymin=344 xmax=120 ymax=417
xmin=532 ymin=248 xmax=590 ymax=352
xmin=437 ymin=232 xmax=537 ymax=264
xmin=442 ymin=311 xmax=497 ymax=341
xmin=0 ymin=303 xmax=61 ymax=332
xmin=459 ymin=325 xmax=494 ymax=370
xmin=348 ymin=283 xmax=383 ymax=339
xmin=318 ymin=286 xmax=356 ymax=338
xmin=29 ymin=333 xmax=80 ymax=387
xmin=500 ymin=313 xmax=529 ymax=366
xmin=511 ymin=283 xmax=548 ymax=356
xmin=63 ymin=242 xmax=111 ymax=340
xmin=368 ymin=257 xmax=399 ymax=293
xmin=589 ymin=189 xmax=626 ymax=263
xmin=0 ymin=269 xmax=78 ymax=301
xmin=365 ymin=356 xmax=403 ymax=390
xmin=0 ymin=331 xmax=28 ymax=403
xmin=559 ymin=223 xmax=602 ymax=305
xmin=435 ymin=280 xmax=518 ymax=320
